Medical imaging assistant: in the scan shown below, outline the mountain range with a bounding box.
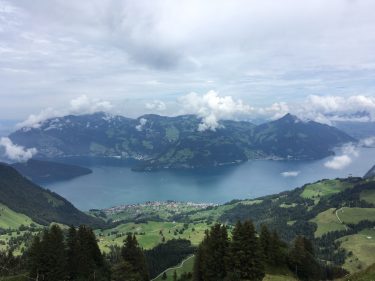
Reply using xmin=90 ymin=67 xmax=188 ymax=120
xmin=9 ymin=112 xmax=355 ymax=171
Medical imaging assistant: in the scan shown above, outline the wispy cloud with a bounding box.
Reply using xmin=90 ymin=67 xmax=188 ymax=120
xmin=1 ymin=1 xmax=375 ymax=120
xmin=281 ymin=171 xmax=300 ymax=177
xmin=324 ymin=143 xmax=359 ymax=170
xmin=0 ymin=137 xmax=36 ymax=162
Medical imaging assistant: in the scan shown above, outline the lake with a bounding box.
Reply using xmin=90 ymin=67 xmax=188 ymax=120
xmin=47 ymin=147 xmax=375 ymax=210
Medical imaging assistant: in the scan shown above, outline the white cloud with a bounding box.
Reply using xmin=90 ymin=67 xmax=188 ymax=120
xmin=136 ymin=118 xmax=147 ymax=131
xmin=281 ymin=171 xmax=300 ymax=177
xmin=70 ymin=95 xmax=113 ymax=114
xmin=360 ymin=136 xmax=375 ymax=147
xmin=324 ymin=155 xmax=352 ymax=170
xmin=0 ymin=137 xmax=37 ymax=162
xmin=324 ymin=143 xmax=359 ymax=170
xmin=298 ymin=95 xmax=375 ymax=124
xmin=180 ymin=90 xmax=253 ymax=131
xmin=16 ymin=95 xmax=113 ymax=129
xmin=145 ymin=100 xmax=166 ymax=111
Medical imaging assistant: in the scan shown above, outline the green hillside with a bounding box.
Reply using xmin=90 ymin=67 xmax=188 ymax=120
xmin=0 ymin=203 xmax=35 ymax=229
xmin=0 ymin=163 xmax=104 ymax=227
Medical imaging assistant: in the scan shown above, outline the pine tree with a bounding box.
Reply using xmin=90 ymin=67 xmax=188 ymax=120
xmin=259 ymin=225 xmax=271 ymax=264
xmin=27 ymin=235 xmax=42 ymax=279
xmin=66 ymin=225 xmax=79 ymax=280
xmin=120 ymin=234 xmax=149 ymax=281
xmin=226 ymin=221 xmax=265 ymax=281
xmin=201 ymin=224 xmax=228 ymax=281
xmin=288 ymin=236 xmax=321 ymax=281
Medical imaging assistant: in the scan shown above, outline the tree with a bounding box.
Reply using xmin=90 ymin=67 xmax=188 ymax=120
xmin=193 ymin=224 xmax=228 ymax=281
xmin=66 ymin=225 xmax=79 ymax=280
xmin=119 ymin=234 xmax=149 ymax=281
xmin=226 ymin=221 xmax=265 ymax=281
xmin=161 ymin=272 xmax=167 ymax=280
xmin=259 ymin=225 xmax=271 ymax=263
xmin=288 ymin=236 xmax=321 ymax=281
xmin=173 ymin=270 xmax=177 ymax=281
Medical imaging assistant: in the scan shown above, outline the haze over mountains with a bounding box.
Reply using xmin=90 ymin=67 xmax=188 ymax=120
xmin=7 ymin=112 xmax=355 ymax=171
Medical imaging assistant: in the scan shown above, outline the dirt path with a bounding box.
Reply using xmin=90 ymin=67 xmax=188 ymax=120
xmin=336 ymin=207 xmax=348 ymax=231
xmin=151 ymin=255 xmax=195 ymax=281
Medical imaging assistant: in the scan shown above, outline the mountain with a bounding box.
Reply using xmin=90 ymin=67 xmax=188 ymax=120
xmin=11 ymin=159 xmax=92 ymax=184
xmin=9 ymin=112 xmax=355 ymax=171
xmin=364 ymin=165 xmax=375 ymax=179
xmin=0 ymin=163 xmax=103 ymax=227
xmin=334 ymin=120 xmax=375 ymax=139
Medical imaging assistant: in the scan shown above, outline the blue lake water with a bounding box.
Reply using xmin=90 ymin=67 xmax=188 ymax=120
xmin=47 ymin=147 xmax=375 ymax=210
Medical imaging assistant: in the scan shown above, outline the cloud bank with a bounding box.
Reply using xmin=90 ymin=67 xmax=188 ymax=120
xmin=17 ymin=95 xmax=113 ymax=129
xmin=281 ymin=171 xmax=300 ymax=177
xmin=180 ymin=91 xmax=253 ymax=131
xmin=324 ymin=143 xmax=359 ymax=170
xmin=0 ymin=137 xmax=37 ymax=162
xmin=1 ymin=1 xmax=375 ymax=120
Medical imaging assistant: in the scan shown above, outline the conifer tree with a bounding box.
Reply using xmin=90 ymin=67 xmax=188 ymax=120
xmin=119 ymin=233 xmax=149 ymax=281
xmin=259 ymin=225 xmax=271 ymax=263
xmin=201 ymin=224 xmax=228 ymax=281
xmin=288 ymin=236 xmax=321 ymax=281
xmin=66 ymin=225 xmax=79 ymax=280
xmin=226 ymin=221 xmax=265 ymax=281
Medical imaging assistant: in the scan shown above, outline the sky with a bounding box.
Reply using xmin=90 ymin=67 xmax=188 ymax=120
xmin=1 ymin=0 xmax=375 ymax=126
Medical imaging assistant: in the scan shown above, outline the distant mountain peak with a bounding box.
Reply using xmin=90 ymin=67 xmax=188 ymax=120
xmin=277 ymin=113 xmax=301 ymax=123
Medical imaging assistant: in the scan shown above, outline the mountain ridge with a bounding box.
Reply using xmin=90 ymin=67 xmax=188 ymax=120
xmin=9 ymin=112 xmax=356 ymax=171
xmin=0 ymin=163 xmax=104 ymax=227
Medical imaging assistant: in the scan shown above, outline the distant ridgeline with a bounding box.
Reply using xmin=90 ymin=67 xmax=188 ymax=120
xmin=11 ymin=159 xmax=92 ymax=184
xmin=9 ymin=112 xmax=355 ymax=171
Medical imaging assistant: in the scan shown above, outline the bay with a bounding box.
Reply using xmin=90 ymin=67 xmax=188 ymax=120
xmin=46 ymin=147 xmax=375 ymax=210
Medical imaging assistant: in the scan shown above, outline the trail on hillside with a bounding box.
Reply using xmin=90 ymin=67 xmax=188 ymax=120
xmin=151 ymin=255 xmax=195 ymax=281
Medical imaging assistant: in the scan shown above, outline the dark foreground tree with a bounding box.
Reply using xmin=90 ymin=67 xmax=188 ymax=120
xmin=27 ymin=224 xmax=109 ymax=281
xmin=288 ymin=236 xmax=321 ymax=281
xmin=112 ymin=234 xmax=149 ymax=281
xmin=193 ymin=224 xmax=228 ymax=281
xmin=226 ymin=221 xmax=265 ymax=281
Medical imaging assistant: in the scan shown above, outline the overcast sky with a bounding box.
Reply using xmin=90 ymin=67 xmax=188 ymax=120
xmin=1 ymin=0 xmax=375 ymax=124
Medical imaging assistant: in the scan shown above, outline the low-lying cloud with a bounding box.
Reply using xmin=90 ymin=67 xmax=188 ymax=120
xmin=17 ymin=95 xmax=113 ymax=129
xmin=324 ymin=143 xmax=359 ymax=170
xmin=180 ymin=90 xmax=253 ymax=131
xmin=281 ymin=171 xmax=300 ymax=177
xmin=0 ymin=137 xmax=37 ymax=162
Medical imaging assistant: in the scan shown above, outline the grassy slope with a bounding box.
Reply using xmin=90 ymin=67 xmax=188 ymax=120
xmin=300 ymin=179 xmax=352 ymax=201
xmin=338 ymin=229 xmax=375 ymax=273
xmin=339 ymin=208 xmax=375 ymax=224
xmin=0 ymin=203 xmax=35 ymax=229
xmin=360 ymin=189 xmax=375 ymax=205
xmin=310 ymin=208 xmax=346 ymax=237
xmin=341 ymin=263 xmax=375 ymax=281
xmin=96 ymin=221 xmax=209 ymax=252
xmin=153 ymin=255 xmax=195 ymax=281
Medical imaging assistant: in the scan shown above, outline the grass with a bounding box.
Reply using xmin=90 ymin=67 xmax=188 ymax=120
xmin=96 ymin=221 xmax=209 ymax=252
xmin=263 ymin=266 xmax=298 ymax=281
xmin=0 ymin=203 xmax=35 ymax=229
xmin=310 ymin=208 xmax=346 ymax=237
xmin=339 ymin=208 xmax=375 ymax=224
xmin=360 ymin=189 xmax=375 ymax=205
xmin=153 ymin=255 xmax=195 ymax=281
xmin=338 ymin=229 xmax=375 ymax=273
xmin=0 ymin=275 xmax=28 ymax=281
xmin=341 ymin=263 xmax=375 ymax=281
xmin=300 ymin=179 xmax=352 ymax=201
